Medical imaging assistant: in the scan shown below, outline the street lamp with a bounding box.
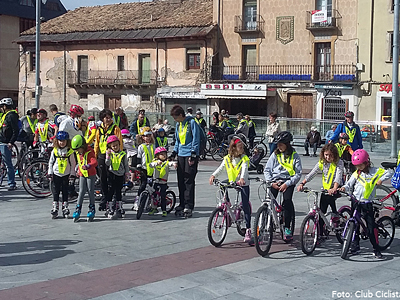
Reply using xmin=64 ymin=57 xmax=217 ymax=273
xmin=35 ymin=0 xmax=47 ymax=109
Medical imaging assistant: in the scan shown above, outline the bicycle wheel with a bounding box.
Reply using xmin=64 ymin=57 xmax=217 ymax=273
xmin=22 ymin=160 xmax=51 ymax=198
xmin=236 ymin=208 xmax=247 ymax=237
xmin=253 ymin=142 xmax=268 ymax=158
xmin=207 ymin=207 xmax=228 ymax=247
xmin=341 ymin=221 xmax=355 ymax=259
xmin=211 ymin=145 xmax=227 ymax=161
xmin=136 ymin=191 xmax=149 ymax=220
xmin=11 ymin=143 xmax=19 ymax=171
xmin=300 ymin=214 xmax=318 ymax=255
xmin=375 ymin=185 xmax=399 ymax=217
xmin=335 ymin=206 xmax=352 ymax=244
xmin=253 ymin=204 xmax=273 ymax=256
xmin=19 ymin=149 xmax=41 ymax=173
xmin=165 ymin=190 xmax=176 ymax=213
xmin=376 ymin=216 xmax=395 ymax=251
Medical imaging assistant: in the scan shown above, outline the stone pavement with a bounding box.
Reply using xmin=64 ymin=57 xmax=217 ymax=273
xmin=0 ymin=151 xmax=399 ymax=300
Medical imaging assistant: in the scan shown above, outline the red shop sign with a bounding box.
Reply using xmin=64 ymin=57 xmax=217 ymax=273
xmin=379 ymin=84 xmax=400 ymax=93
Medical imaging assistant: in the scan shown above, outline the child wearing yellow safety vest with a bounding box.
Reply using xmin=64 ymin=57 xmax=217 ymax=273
xmin=34 ymin=109 xmax=56 ymax=145
xmin=209 ymin=137 xmax=253 ymax=245
xmin=264 ymin=131 xmax=302 ymax=241
xmin=135 ymin=126 xmax=155 ymax=209
xmin=104 ymin=135 xmax=129 ymax=219
xmin=297 ymin=143 xmax=344 ymax=239
xmin=339 ymin=149 xmax=393 ymax=258
xmin=48 ymin=131 xmax=76 ymax=219
xmin=71 ymin=135 xmax=98 ymax=222
xmin=148 ymin=147 xmax=176 ymax=217
xmin=94 ymin=109 xmax=123 ymax=211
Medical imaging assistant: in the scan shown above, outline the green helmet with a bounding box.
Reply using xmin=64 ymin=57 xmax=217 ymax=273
xmin=71 ymin=135 xmax=85 ymax=150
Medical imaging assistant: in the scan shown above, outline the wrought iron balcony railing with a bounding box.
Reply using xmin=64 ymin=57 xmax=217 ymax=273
xmin=67 ymin=70 xmax=157 ymax=86
xmin=234 ymin=15 xmax=265 ymax=34
xmin=210 ymin=64 xmax=357 ymax=82
xmin=306 ymin=9 xmax=341 ymax=31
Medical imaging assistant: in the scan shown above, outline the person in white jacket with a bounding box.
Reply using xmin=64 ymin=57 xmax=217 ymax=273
xmin=265 ymin=112 xmax=281 ymax=156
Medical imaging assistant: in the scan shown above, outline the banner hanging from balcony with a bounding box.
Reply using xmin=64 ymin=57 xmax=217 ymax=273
xmin=276 ymin=16 xmax=294 ymax=45
xmin=311 ymin=10 xmax=327 ymax=23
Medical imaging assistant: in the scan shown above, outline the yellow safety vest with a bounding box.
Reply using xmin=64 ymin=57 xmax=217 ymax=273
xmin=224 ymin=155 xmax=250 ymax=182
xmin=38 ymin=120 xmax=49 ymax=142
xmin=85 ymin=124 xmax=97 ymax=144
xmin=353 ymin=168 xmax=385 ymax=199
xmin=99 ymin=123 xmax=116 ymax=154
xmin=239 ymin=119 xmax=249 ymax=127
xmin=345 ymin=127 xmax=357 ymax=143
xmin=112 ymin=113 xmax=120 ymax=127
xmin=249 ymin=120 xmax=256 ymax=128
xmin=54 ymin=148 xmax=74 ymax=175
xmin=136 ymin=117 xmax=147 ymax=134
xmin=178 ymin=121 xmax=189 ymax=145
xmin=218 ymin=121 xmax=224 ymax=127
xmin=195 ymin=118 xmax=203 ymax=125
xmin=76 ymin=151 xmax=90 ymax=177
xmin=154 ymin=160 xmax=169 ymax=179
xmin=110 ymin=151 xmax=126 ymax=171
xmin=397 ymin=149 xmax=400 ymax=166
xmin=0 ymin=110 xmax=17 ymax=128
xmin=277 ymin=152 xmax=296 ymax=176
xmin=335 ymin=143 xmax=349 ymax=158
xmin=142 ymin=144 xmax=154 ymax=176
xmin=27 ymin=117 xmax=38 ymax=134
xmin=156 ymin=136 xmax=168 ymax=147
xmin=318 ymin=160 xmax=337 ymax=190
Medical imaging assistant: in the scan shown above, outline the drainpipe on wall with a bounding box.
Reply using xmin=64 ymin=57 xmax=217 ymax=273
xmin=63 ymin=44 xmax=67 ymax=112
xmin=364 ymin=0 xmax=375 ymax=97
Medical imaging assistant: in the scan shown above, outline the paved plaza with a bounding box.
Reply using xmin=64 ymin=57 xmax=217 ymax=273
xmin=0 ymin=151 xmax=399 ymax=300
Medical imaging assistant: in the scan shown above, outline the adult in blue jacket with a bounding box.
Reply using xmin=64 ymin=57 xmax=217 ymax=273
xmin=169 ymin=105 xmax=200 ymax=216
xmin=329 ymin=111 xmax=363 ymax=150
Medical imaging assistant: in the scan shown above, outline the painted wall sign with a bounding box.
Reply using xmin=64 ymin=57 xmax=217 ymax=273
xmin=379 ymin=84 xmax=400 ymax=93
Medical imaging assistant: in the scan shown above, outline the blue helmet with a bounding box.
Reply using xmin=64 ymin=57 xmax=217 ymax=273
xmin=56 ymin=131 xmax=69 ymax=141
xmin=158 ymin=128 xmax=165 ymax=132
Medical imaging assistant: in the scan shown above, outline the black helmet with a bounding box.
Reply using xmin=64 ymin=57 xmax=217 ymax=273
xmin=274 ymin=131 xmax=293 ymax=144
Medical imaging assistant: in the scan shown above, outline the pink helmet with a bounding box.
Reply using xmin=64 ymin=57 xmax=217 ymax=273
xmin=106 ymin=135 xmax=119 ymax=144
xmin=121 ymin=129 xmax=130 ymax=135
xmin=69 ymin=104 xmax=84 ymax=116
xmin=154 ymin=147 xmax=167 ymax=155
xmin=351 ymin=149 xmax=369 ymax=166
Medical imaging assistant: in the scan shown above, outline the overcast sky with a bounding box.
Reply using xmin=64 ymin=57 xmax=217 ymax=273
xmin=64 ymin=0 xmax=145 ymax=11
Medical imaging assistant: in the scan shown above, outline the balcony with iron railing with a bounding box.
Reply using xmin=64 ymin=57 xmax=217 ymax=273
xmin=234 ymin=15 xmax=265 ymax=34
xmin=67 ymin=70 xmax=157 ymax=86
xmin=306 ymin=9 xmax=341 ymax=31
xmin=210 ymin=64 xmax=357 ymax=82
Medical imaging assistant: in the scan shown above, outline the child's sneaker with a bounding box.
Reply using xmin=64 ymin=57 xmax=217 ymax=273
xmin=132 ymin=196 xmax=139 ymax=211
xmin=373 ymin=249 xmax=383 ymax=259
xmin=162 ymin=211 xmax=167 ymax=217
xmin=283 ymin=227 xmax=293 ymax=241
xmin=148 ymin=208 xmax=158 ymax=215
xmin=51 ymin=201 xmax=59 ymax=219
xmin=244 ymin=228 xmax=253 ymax=244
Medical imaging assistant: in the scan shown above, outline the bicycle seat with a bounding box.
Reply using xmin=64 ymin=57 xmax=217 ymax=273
xmin=381 ymin=162 xmax=397 ymax=170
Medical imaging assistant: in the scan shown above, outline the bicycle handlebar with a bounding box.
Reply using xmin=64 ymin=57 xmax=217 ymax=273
xmin=213 ymin=179 xmax=242 ymax=189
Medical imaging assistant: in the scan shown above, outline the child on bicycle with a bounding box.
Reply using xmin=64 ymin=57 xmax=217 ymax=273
xmin=148 ymin=147 xmax=176 ymax=217
xmin=264 ymin=131 xmax=302 ymax=241
xmin=339 ymin=149 xmax=393 ymax=258
xmin=105 ymin=135 xmax=129 ymax=219
xmin=71 ymin=135 xmax=98 ymax=222
xmin=209 ymin=136 xmax=253 ymax=245
xmin=297 ymin=143 xmax=344 ymax=239
xmin=48 ymin=131 xmax=76 ymax=219
xmin=121 ymin=129 xmax=137 ymax=183
xmin=133 ymin=126 xmax=155 ymax=210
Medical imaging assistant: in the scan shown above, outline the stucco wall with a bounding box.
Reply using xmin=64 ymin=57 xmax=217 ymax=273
xmin=0 ymin=15 xmax=20 ymax=92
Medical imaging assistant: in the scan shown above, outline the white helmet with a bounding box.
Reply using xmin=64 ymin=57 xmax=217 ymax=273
xmin=0 ymin=98 xmax=13 ymax=106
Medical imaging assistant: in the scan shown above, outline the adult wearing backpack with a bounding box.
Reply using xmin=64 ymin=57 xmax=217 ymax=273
xmin=0 ymin=98 xmax=19 ymax=190
xmin=169 ymin=105 xmax=201 ymax=217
